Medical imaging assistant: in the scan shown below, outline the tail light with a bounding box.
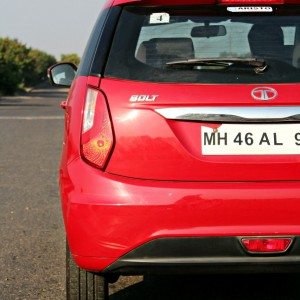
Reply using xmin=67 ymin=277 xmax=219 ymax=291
xmin=241 ymin=237 xmax=293 ymax=254
xmin=81 ymin=88 xmax=114 ymax=169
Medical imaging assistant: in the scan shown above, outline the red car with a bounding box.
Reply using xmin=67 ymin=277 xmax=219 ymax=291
xmin=49 ymin=0 xmax=300 ymax=299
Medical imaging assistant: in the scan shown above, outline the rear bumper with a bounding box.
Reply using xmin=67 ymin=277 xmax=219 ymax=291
xmin=105 ymin=237 xmax=300 ymax=274
xmin=62 ymin=158 xmax=300 ymax=273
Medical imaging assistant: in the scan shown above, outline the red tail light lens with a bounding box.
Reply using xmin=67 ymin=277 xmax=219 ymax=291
xmin=81 ymin=88 xmax=114 ymax=169
xmin=241 ymin=237 xmax=293 ymax=254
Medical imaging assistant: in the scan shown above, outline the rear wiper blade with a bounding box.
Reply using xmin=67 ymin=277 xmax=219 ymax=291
xmin=166 ymin=57 xmax=268 ymax=73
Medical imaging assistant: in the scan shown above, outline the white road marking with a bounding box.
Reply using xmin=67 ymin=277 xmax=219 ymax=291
xmin=0 ymin=116 xmax=64 ymax=120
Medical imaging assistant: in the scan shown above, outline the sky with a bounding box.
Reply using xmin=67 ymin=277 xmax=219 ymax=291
xmin=0 ymin=0 xmax=106 ymax=58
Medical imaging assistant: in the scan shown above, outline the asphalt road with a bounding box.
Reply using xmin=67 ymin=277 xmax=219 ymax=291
xmin=0 ymin=87 xmax=300 ymax=299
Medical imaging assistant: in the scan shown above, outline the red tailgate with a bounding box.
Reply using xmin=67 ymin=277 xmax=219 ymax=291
xmin=102 ymin=79 xmax=300 ymax=181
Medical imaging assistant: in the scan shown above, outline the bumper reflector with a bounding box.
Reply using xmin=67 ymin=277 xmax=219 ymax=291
xmin=241 ymin=237 xmax=293 ymax=254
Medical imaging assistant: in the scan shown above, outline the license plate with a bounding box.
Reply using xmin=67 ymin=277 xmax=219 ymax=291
xmin=201 ymin=124 xmax=300 ymax=155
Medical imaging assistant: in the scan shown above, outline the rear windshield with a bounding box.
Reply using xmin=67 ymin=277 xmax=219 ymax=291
xmin=105 ymin=6 xmax=300 ymax=84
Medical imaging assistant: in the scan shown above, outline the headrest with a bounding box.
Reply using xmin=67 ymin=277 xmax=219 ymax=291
xmin=248 ymin=24 xmax=284 ymax=58
xmin=136 ymin=38 xmax=194 ymax=66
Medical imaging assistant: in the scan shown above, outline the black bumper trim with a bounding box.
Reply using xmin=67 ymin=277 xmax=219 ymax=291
xmin=104 ymin=237 xmax=300 ymax=275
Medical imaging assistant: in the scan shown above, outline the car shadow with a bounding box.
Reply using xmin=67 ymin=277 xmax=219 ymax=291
xmin=110 ymin=274 xmax=300 ymax=300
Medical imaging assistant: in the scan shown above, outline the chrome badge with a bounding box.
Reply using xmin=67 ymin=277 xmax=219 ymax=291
xmin=130 ymin=95 xmax=159 ymax=102
xmin=251 ymin=87 xmax=278 ymax=101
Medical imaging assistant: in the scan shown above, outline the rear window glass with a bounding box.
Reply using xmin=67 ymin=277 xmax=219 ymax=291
xmin=105 ymin=6 xmax=300 ymax=84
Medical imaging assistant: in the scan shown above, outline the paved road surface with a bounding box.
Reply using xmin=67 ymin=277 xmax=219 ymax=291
xmin=0 ymin=88 xmax=65 ymax=300
xmin=0 ymin=87 xmax=299 ymax=299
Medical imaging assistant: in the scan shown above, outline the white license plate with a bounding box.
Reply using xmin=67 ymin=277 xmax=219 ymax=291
xmin=201 ymin=124 xmax=300 ymax=155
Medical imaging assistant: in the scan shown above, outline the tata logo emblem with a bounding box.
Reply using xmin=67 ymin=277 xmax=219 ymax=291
xmin=251 ymin=87 xmax=278 ymax=101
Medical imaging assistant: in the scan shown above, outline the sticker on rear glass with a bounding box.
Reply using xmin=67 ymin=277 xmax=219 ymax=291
xmin=150 ymin=13 xmax=170 ymax=24
xmin=227 ymin=7 xmax=273 ymax=13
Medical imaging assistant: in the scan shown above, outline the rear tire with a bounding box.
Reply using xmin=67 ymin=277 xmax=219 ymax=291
xmin=66 ymin=243 xmax=108 ymax=300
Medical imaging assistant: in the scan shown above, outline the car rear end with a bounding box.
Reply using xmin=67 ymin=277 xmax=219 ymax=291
xmin=61 ymin=0 xmax=300 ymax=280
